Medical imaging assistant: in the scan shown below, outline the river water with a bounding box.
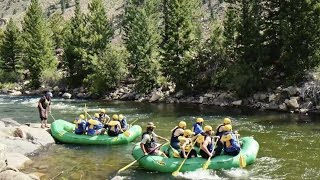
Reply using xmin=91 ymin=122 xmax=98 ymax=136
xmin=0 ymin=94 xmax=319 ymax=180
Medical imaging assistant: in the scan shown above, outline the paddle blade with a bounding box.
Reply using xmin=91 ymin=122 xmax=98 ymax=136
xmin=172 ymin=170 xmax=179 ymax=177
xmin=202 ymin=159 xmax=210 ymax=170
xmin=239 ymin=154 xmax=246 ymax=168
xmin=173 ymin=150 xmax=180 ymax=158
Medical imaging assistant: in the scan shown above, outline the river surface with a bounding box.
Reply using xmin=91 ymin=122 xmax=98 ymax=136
xmin=1 ymin=94 xmax=320 ymax=180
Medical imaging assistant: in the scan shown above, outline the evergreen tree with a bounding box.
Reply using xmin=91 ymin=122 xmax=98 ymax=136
xmin=86 ymin=0 xmax=113 ymax=55
xmin=48 ymin=13 xmax=66 ymax=49
xmin=123 ymin=0 xmax=162 ymax=92
xmin=63 ymin=0 xmax=88 ymax=86
xmin=0 ymin=18 xmax=22 ymax=72
xmin=161 ymin=0 xmax=202 ymax=90
xmin=22 ymin=0 xmax=57 ymax=88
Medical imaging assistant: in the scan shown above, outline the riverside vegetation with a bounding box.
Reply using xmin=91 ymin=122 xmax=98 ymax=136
xmin=0 ymin=0 xmax=320 ymax=113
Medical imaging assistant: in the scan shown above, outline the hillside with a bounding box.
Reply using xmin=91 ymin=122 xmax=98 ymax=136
xmin=0 ymin=0 xmax=225 ymax=37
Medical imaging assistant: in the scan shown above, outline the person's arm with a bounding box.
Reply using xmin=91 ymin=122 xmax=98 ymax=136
xmin=201 ymin=137 xmax=212 ymax=157
xmin=155 ymin=133 xmax=169 ymax=142
xmin=140 ymin=134 xmax=149 ymax=155
xmin=181 ymin=141 xmax=188 ymax=158
xmin=38 ymin=98 xmax=44 ymax=111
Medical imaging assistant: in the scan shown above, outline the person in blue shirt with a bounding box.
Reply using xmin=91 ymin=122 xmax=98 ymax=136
xmin=192 ymin=117 xmax=204 ymax=136
xmin=87 ymin=118 xmax=105 ymax=136
xmin=74 ymin=114 xmax=87 ymax=135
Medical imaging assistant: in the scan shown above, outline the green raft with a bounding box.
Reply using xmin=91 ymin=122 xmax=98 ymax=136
xmin=132 ymin=136 xmax=259 ymax=172
xmin=51 ymin=119 xmax=142 ymax=145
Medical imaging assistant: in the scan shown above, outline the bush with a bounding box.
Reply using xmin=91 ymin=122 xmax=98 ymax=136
xmin=40 ymin=68 xmax=63 ymax=87
xmin=0 ymin=69 xmax=23 ymax=83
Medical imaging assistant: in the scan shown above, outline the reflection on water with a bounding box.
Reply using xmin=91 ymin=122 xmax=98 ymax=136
xmin=1 ymin=95 xmax=320 ymax=179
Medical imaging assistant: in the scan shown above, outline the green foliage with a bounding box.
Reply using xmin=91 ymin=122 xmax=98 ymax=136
xmin=40 ymin=68 xmax=63 ymax=87
xmin=192 ymin=21 xmax=227 ymax=91
xmin=21 ymin=0 xmax=57 ymax=88
xmin=85 ymin=46 xmax=128 ymax=95
xmin=161 ymin=0 xmax=202 ymax=90
xmin=48 ymin=13 xmax=66 ymax=49
xmin=0 ymin=69 xmax=23 ymax=83
xmin=123 ymin=0 xmax=163 ymax=92
xmin=63 ymin=0 xmax=88 ymax=86
xmin=0 ymin=18 xmax=22 ymax=73
xmin=64 ymin=0 xmax=114 ymax=88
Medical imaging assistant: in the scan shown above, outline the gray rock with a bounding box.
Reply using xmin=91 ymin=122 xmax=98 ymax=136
xmin=6 ymin=153 xmax=31 ymax=169
xmin=9 ymin=90 xmax=22 ymax=96
xmin=0 ymin=122 xmax=5 ymax=128
xmin=0 ymin=144 xmax=7 ymax=171
xmin=279 ymin=103 xmax=288 ymax=111
xmin=149 ymin=92 xmax=163 ymax=102
xmin=62 ymin=93 xmax=72 ymax=99
xmin=265 ymin=102 xmax=279 ymax=110
xmin=175 ymin=90 xmax=184 ymax=98
xmin=284 ymin=86 xmax=299 ymax=96
xmin=0 ymin=118 xmax=21 ymax=127
xmin=0 ymin=170 xmax=35 ymax=180
xmin=285 ymin=98 xmax=299 ymax=109
xmin=204 ymin=93 xmax=215 ymax=98
xmin=199 ymin=96 xmax=204 ymax=104
xmin=232 ymin=100 xmax=242 ymax=106
xmin=269 ymin=94 xmax=276 ymax=102
xmin=299 ymin=108 xmax=309 ymax=114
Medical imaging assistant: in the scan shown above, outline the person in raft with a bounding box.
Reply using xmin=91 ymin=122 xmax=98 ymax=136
xmin=192 ymin=118 xmax=204 ymax=136
xmin=140 ymin=122 xmax=168 ymax=157
xmin=74 ymin=114 xmax=87 ymax=135
xmin=118 ymin=114 xmax=128 ymax=131
xmin=199 ymin=125 xmax=215 ymax=159
xmin=213 ymin=117 xmax=232 ymax=157
xmin=170 ymin=121 xmax=186 ymax=150
xmin=86 ymin=117 xmax=105 ymax=136
xmin=220 ymin=124 xmax=240 ymax=156
xmin=178 ymin=129 xmax=197 ymax=158
xmin=38 ymin=91 xmax=53 ymax=129
xmin=107 ymin=114 xmax=123 ymax=137
xmin=99 ymin=109 xmax=110 ymax=124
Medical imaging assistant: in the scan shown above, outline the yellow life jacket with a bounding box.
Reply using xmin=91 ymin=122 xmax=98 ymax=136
xmin=179 ymin=137 xmax=192 ymax=152
xmin=88 ymin=119 xmax=99 ymax=129
xmin=108 ymin=120 xmax=118 ymax=131
xmin=221 ymin=134 xmax=232 ymax=147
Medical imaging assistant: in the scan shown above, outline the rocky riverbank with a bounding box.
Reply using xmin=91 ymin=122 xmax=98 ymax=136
xmin=0 ymin=118 xmax=55 ymax=180
xmin=2 ymin=79 xmax=320 ymax=115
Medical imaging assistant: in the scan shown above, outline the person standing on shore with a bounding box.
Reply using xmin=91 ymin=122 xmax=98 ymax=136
xmin=38 ymin=92 xmax=52 ymax=128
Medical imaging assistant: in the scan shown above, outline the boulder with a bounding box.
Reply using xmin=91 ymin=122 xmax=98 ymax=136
xmin=269 ymin=94 xmax=276 ymax=102
xmin=175 ymin=90 xmax=184 ymax=98
xmin=232 ymin=100 xmax=242 ymax=106
xmin=285 ymin=98 xmax=299 ymax=109
xmin=204 ymin=93 xmax=215 ymax=98
xmin=279 ymin=103 xmax=288 ymax=111
xmin=62 ymin=93 xmax=72 ymax=99
xmin=149 ymin=92 xmax=163 ymax=102
xmin=9 ymin=90 xmax=22 ymax=96
xmin=0 ymin=118 xmax=21 ymax=127
xmin=0 ymin=144 xmax=7 ymax=171
xmin=6 ymin=153 xmax=31 ymax=169
xmin=284 ymin=86 xmax=300 ymax=96
xmin=0 ymin=170 xmax=35 ymax=180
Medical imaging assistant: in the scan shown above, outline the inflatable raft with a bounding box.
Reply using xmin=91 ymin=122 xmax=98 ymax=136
xmin=132 ymin=136 xmax=259 ymax=172
xmin=51 ymin=119 xmax=142 ymax=145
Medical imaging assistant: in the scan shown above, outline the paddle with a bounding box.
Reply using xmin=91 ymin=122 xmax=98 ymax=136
xmin=202 ymin=137 xmax=219 ymax=170
xmin=117 ymin=142 xmax=169 ymax=173
xmin=163 ymin=138 xmax=180 ymax=158
xmin=129 ymin=118 xmax=139 ymax=127
xmin=172 ymin=136 xmax=199 ymax=177
xmin=49 ymin=112 xmax=56 ymax=121
xmin=237 ymin=135 xmax=246 ymax=168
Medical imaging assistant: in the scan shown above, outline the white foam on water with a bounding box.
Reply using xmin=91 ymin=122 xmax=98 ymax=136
xmin=175 ymin=169 xmax=225 ymax=180
xmin=222 ymin=168 xmax=250 ymax=179
xmin=111 ymin=175 xmax=127 ymax=180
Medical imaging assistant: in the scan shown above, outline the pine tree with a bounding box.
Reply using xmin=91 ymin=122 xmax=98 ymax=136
xmin=86 ymin=0 xmax=113 ymax=54
xmin=0 ymin=18 xmax=22 ymax=72
xmin=123 ymin=0 xmax=162 ymax=92
xmin=48 ymin=13 xmax=66 ymax=49
xmin=63 ymin=0 xmax=88 ymax=86
xmin=21 ymin=0 xmax=57 ymax=88
xmin=161 ymin=0 xmax=202 ymax=90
